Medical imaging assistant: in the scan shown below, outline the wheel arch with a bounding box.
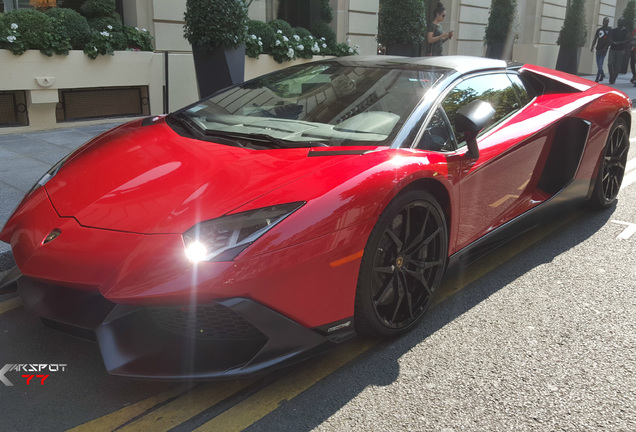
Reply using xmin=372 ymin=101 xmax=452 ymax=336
xmin=396 ymin=177 xmax=452 ymax=243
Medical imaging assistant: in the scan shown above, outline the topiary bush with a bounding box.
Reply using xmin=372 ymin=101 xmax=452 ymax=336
xmin=557 ymin=0 xmax=587 ymax=47
xmin=484 ymin=0 xmax=517 ymax=46
xmin=378 ymin=0 xmax=426 ymax=46
xmin=623 ymin=0 xmax=636 ymax=33
xmin=46 ymin=7 xmax=91 ymax=50
xmin=81 ymin=0 xmax=116 ymax=18
xmin=183 ymin=0 xmax=249 ymax=50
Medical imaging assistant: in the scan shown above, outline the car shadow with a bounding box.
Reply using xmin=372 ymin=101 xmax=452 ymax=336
xmin=243 ymin=200 xmax=617 ymax=432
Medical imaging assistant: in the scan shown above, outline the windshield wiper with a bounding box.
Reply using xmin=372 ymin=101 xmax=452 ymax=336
xmin=204 ymin=131 xmax=328 ymax=149
xmin=167 ymin=113 xmax=201 ymax=136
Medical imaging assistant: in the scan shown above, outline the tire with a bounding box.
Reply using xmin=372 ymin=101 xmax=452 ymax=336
xmin=589 ymin=117 xmax=630 ymax=209
xmin=354 ymin=190 xmax=448 ymax=337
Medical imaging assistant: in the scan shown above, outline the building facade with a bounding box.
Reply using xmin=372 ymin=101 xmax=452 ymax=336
xmin=0 ymin=0 xmax=631 ymax=132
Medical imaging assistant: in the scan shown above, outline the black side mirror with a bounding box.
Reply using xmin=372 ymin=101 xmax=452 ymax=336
xmin=455 ymin=100 xmax=495 ymax=158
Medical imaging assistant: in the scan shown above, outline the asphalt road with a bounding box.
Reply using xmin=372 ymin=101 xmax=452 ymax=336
xmin=0 ymin=132 xmax=634 ymax=431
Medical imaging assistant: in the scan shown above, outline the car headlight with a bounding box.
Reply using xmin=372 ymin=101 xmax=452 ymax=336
xmin=29 ymin=153 xmax=71 ymax=193
xmin=183 ymin=202 xmax=305 ymax=263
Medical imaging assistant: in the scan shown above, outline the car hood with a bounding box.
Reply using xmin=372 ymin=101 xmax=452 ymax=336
xmin=45 ymin=120 xmax=365 ymax=234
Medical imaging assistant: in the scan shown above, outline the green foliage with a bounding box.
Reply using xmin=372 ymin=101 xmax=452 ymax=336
xmin=267 ymin=19 xmax=294 ymax=36
xmin=293 ymin=26 xmax=313 ymax=39
xmin=59 ymin=0 xmax=85 ymax=13
xmin=623 ymin=0 xmax=636 ymax=33
xmin=88 ymin=13 xmax=123 ymax=32
xmin=246 ymin=20 xmax=275 ymax=58
xmin=1 ymin=15 xmax=29 ymax=55
xmin=81 ymin=0 xmax=116 ymax=19
xmin=311 ymin=21 xmax=336 ymax=46
xmin=0 ymin=5 xmax=153 ymax=58
xmin=320 ymin=0 xmax=333 ymax=23
xmin=83 ymin=27 xmax=115 ymax=59
xmin=378 ymin=0 xmax=426 ymax=45
xmin=2 ymin=9 xmax=52 ymax=50
xmin=183 ymin=0 xmax=249 ymax=50
xmin=46 ymin=7 xmax=91 ymax=50
xmin=0 ymin=8 xmax=71 ymax=56
xmin=557 ymin=0 xmax=587 ymax=47
xmin=248 ymin=19 xmax=276 ymax=47
xmin=123 ymin=26 xmax=154 ymax=51
xmin=484 ymin=0 xmax=517 ymax=45
xmin=40 ymin=27 xmax=73 ymax=56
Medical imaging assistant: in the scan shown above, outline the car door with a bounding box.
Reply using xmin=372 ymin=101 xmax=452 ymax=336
xmin=438 ymin=72 xmax=550 ymax=252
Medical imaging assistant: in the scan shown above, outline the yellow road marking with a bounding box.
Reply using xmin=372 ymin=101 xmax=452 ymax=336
xmin=115 ymin=380 xmax=253 ymax=432
xmin=193 ymin=338 xmax=377 ymax=432
xmin=67 ymin=206 xmax=585 ymax=432
xmin=0 ymin=297 xmax=21 ymax=316
xmin=67 ymin=385 xmax=188 ymax=432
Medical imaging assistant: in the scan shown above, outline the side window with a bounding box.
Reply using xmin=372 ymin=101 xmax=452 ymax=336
xmin=441 ymin=74 xmax=522 ymax=147
xmin=417 ymin=108 xmax=455 ymax=151
xmin=508 ymin=73 xmax=535 ymax=106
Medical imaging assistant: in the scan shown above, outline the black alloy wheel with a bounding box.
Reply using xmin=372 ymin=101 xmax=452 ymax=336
xmin=590 ymin=118 xmax=630 ymax=209
xmin=355 ymin=190 xmax=448 ymax=337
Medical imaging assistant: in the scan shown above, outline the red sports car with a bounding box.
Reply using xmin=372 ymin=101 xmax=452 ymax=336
xmin=0 ymin=56 xmax=631 ymax=379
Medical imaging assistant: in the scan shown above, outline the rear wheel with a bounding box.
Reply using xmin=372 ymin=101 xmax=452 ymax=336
xmin=589 ymin=118 xmax=630 ymax=209
xmin=354 ymin=190 xmax=448 ymax=337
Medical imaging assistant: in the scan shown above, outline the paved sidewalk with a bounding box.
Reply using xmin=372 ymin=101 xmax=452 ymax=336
xmin=2 ymin=72 xmax=636 ymax=272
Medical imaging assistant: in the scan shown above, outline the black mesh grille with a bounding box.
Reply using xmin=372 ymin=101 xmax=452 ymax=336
xmin=147 ymin=303 xmax=265 ymax=341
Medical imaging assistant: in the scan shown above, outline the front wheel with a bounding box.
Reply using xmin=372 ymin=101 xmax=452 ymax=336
xmin=589 ymin=118 xmax=630 ymax=209
xmin=354 ymin=190 xmax=448 ymax=337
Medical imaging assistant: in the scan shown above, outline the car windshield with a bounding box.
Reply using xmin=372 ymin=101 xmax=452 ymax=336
xmin=172 ymin=62 xmax=448 ymax=148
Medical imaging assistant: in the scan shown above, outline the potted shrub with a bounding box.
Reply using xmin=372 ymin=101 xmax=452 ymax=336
xmin=184 ymin=0 xmax=249 ymax=98
xmin=484 ymin=0 xmax=517 ymax=60
xmin=378 ymin=0 xmax=427 ymax=57
xmin=555 ymin=0 xmax=587 ymax=74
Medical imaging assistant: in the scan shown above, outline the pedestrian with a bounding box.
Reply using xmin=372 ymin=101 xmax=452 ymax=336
xmin=591 ymin=17 xmax=611 ymax=82
xmin=630 ymin=27 xmax=636 ymax=83
xmin=608 ymin=17 xmax=630 ymax=84
xmin=427 ymin=2 xmax=453 ymax=56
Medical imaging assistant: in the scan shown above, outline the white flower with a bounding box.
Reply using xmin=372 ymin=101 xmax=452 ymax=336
xmin=293 ymin=35 xmax=300 ymax=41
xmin=283 ymin=36 xmax=289 ymax=42
xmin=6 ymin=35 xmax=16 ymax=43
xmin=287 ymin=48 xmax=294 ymax=58
xmin=322 ymin=43 xmax=327 ymax=48
xmin=107 ymin=25 xmax=113 ymax=30
xmin=142 ymin=28 xmax=147 ymax=32
xmin=258 ymin=41 xmax=263 ymax=46
xmin=275 ymin=40 xmax=281 ymax=46
xmin=100 ymin=31 xmax=110 ymax=37
xmin=135 ymin=27 xmax=139 ymax=31
xmin=251 ymin=34 xmax=257 ymax=40
xmin=277 ymin=30 xmax=283 ymax=34
xmin=349 ymin=48 xmax=353 ymax=53
xmin=93 ymin=46 xmax=98 ymax=51
xmin=297 ymin=44 xmax=304 ymax=50
xmin=312 ymin=43 xmax=320 ymax=53
xmin=320 ymin=37 xmax=325 ymax=41
xmin=10 ymin=23 xmax=18 ymax=30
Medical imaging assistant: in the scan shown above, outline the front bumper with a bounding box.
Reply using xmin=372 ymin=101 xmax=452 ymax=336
xmin=15 ymin=275 xmax=354 ymax=379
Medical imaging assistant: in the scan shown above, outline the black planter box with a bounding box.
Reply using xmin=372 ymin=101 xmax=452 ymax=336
xmin=193 ymin=45 xmax=246 ymax=99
